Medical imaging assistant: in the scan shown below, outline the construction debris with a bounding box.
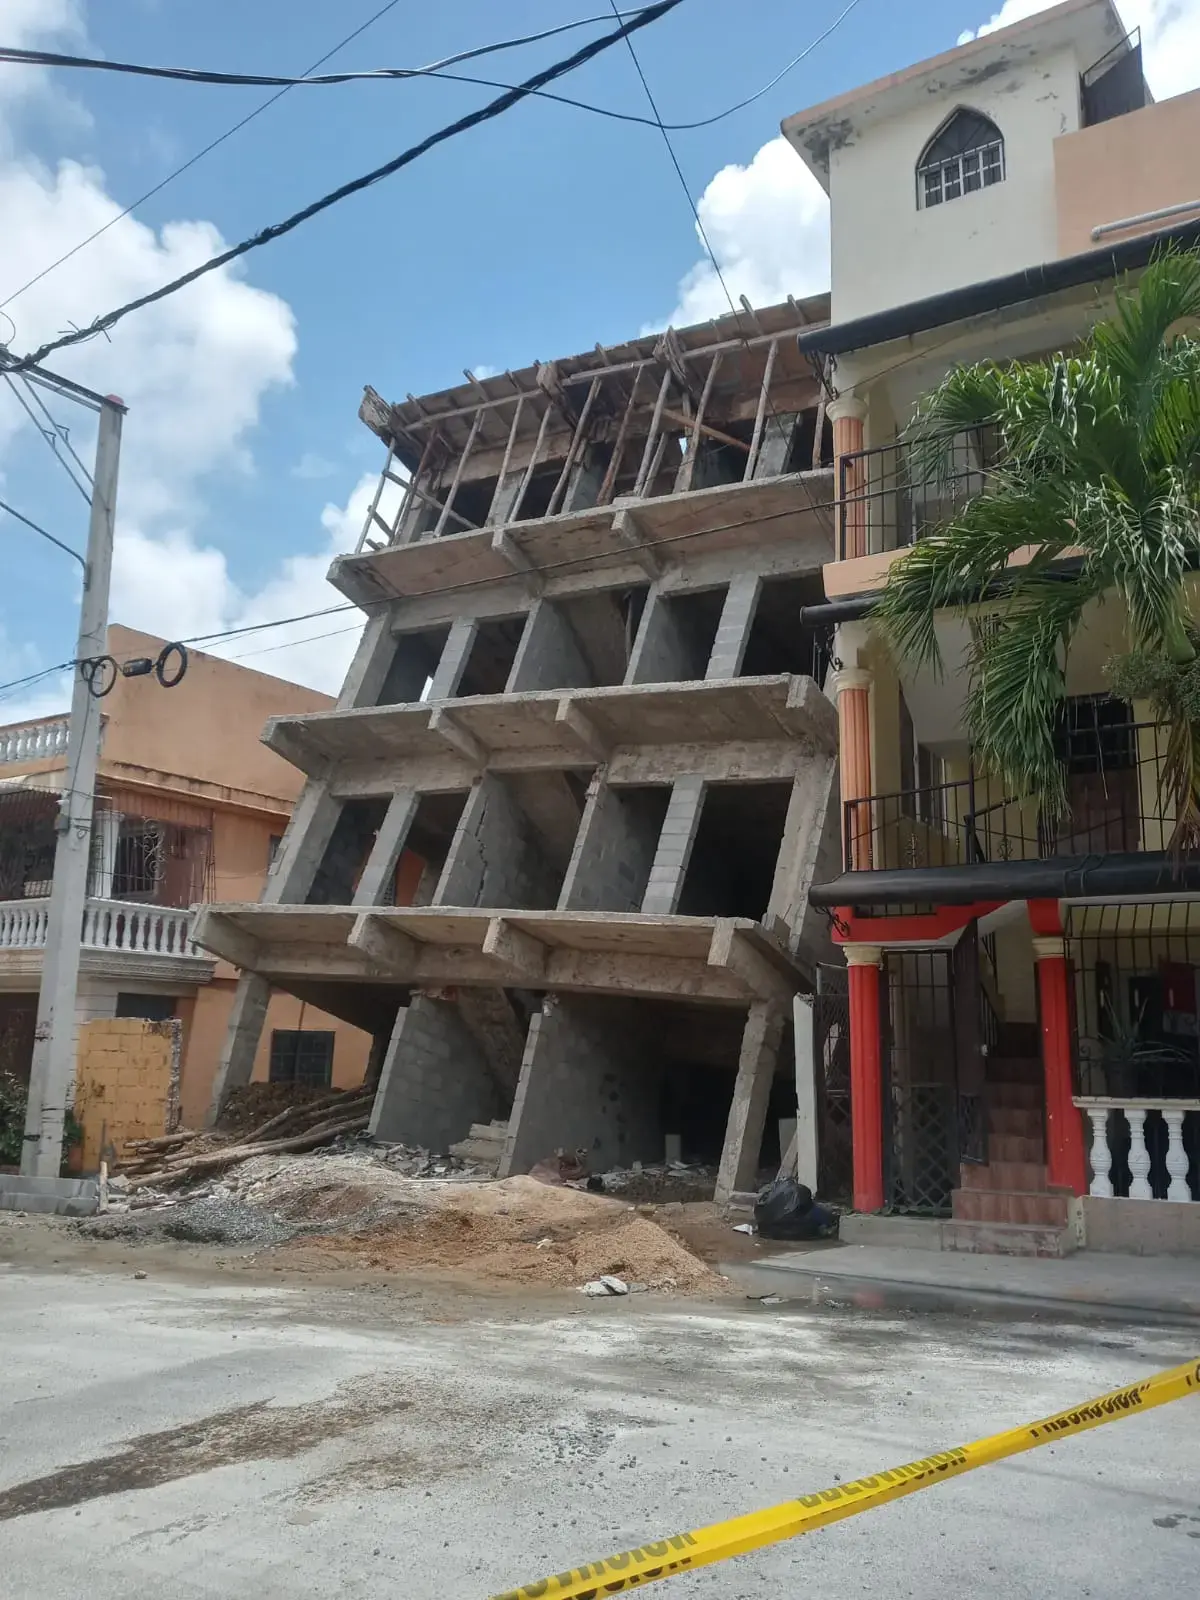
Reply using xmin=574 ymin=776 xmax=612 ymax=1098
xmin=581 ymin=1275 xmax=630 ymax=1297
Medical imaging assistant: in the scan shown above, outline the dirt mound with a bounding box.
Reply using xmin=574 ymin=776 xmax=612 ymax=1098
xmin=277 ymin=1176 xmax=717 ymax=1292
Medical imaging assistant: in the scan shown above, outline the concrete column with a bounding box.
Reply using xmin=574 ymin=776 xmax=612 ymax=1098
xmin=831 ymin=666 xmax=873 ymax=872
xmin=487 ymin=467 xmax=527 ymax=527
xmin=705 ymin=574 xmax=761 ymax=680
xmin=264 ymin=782 xmax=344 ymax=905
xmin=828 ymin=394 xmax=868 ymax=559
xmin=625 ymin=585 xmax=692 ymax=685
xmin=352 ymin=788 xmax=418 ymax=908
xmin=715 ymin=1002 xmax=786 ymax=1201
xmin=766 ymin=759 xmax=838 ymax=945
xmin=506 ymin=598 xmax=591 ymax=692
xmin=369 ymin=993 xmax=503 ymax=1150
xmin=427 ymin=617 xmax=478 ymax=700
xmin=752 ymin=412 xmax=801 ymax=480
xmin=337 ymin=609 xmax=398 ymax=710
xmin=205 ymin=973 xmax=271 ymax=1126
xmin=498 ymin=997 xmax=661 ymax=1176
xmin=1033 ymin=934 xmax=1088 ymax=1196
xmin=640 ymin=776 xmax=706 ymax=915
xmin=792 ymin=993 xmax=819 ymax=1194
xmin=559 ymin=777 xmax=660 ymax=913
xmin=845 ymin=942 xmax=885 ymax=1212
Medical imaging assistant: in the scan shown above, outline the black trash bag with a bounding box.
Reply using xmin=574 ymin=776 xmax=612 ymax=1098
xmin=754 ymin=1175 xmax=838 ymax=1240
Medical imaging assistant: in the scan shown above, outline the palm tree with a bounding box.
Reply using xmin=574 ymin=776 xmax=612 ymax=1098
xmin=873 ymin=247 xmax=1200 ymax=848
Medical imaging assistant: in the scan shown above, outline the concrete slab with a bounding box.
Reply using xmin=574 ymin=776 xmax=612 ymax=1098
xmin=744 ymin=1241 xmax=1200 ymax=1325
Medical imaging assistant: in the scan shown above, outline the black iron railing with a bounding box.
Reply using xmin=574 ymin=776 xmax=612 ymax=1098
xmin=843 ymin=722 xmax=1175 ymax=874
xmin=836 ymin=429 xmax=995 ymax=561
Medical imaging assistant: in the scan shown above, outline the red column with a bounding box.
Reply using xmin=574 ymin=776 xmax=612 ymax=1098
xmin=846 ymin=943 xmax=885 ymax=1211
xmin=1034 ymin=935 xmax=1088 ymax=1196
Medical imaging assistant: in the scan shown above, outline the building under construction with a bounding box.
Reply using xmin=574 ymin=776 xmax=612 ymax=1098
xmin=194 ymin=295 xmax=841 ymax=1199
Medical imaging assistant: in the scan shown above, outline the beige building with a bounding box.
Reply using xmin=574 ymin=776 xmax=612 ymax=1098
xmin=0 ymin=625 xmax=371 ymax=1128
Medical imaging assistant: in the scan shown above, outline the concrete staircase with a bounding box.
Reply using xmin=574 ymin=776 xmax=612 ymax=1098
xmin=0 ymin=1174 xmax=99 ymax=1218
xmin=944 ymin=1056 xmax=1076 ymax=1257
xmin=449 ymin=1119 xmax=509 ymax=1175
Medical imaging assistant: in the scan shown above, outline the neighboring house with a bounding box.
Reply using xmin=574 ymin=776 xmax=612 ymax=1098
xmin=786 ymin=0 xmax=1200 ymax=1247
xmin=0 ymin=625 xmax=371 ymax=1126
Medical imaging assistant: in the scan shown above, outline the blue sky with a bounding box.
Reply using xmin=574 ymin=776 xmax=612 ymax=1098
xmin=0 ymin=0 xmax=1191 ymax=714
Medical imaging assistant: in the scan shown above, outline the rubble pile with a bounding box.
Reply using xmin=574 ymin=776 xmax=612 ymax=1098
xmin=594 ymin=1160 xmax=717 ymax=1205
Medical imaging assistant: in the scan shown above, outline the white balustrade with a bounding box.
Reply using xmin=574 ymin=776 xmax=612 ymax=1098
xmin=0 ymin=717 xmax=70 ymax=765
xmin=1076 ymin=1098 xmax=1199 ymax=1203
xmin=0 ymin=896 xmax=202 ymax=960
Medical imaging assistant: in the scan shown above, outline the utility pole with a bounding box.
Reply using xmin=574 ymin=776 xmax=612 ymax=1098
xmin=21 ymin=394 xmax=125 ymax=1178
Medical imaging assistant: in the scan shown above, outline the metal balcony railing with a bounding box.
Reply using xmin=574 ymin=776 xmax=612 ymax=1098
xmin=843 ymin=723 xmax=1176 ymax=873
xmin=836 ymin=429 xmax=994 ymax=560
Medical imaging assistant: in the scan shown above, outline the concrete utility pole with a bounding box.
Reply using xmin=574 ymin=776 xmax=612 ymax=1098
xmin=21 ymin=395 xmax=124 ymax=1178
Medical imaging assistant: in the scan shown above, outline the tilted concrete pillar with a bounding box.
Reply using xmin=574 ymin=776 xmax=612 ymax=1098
xmin=427 ymin=617 xmax=478 ymax=700
xmin=206 ymin=973 xmax=271 ymax=1127
xmin=352 ymin=788 xmax=419 ymax=908
xmin=705 ymin=573 xmax=760 ymax=680
xmin=625 ymin=584 xmax=693 ymax=685
xmin=715 ymin=1002 xmax=787 ymax=1201
xmin=507 ymin=597 xmax=592 ymax=692
xmin=640 ymin=776 xmax=706 ymax=915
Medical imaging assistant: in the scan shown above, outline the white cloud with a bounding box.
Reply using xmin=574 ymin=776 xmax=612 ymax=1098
xmin=656 ymin=137 xmax=830 ymax=330
xmin=470 ymin=363 xmax=499 ymax=380
xmin=291 ymin=450 xmax=338 ymax=481
xmin=957 ymin=0 xmax=1200 ymax=100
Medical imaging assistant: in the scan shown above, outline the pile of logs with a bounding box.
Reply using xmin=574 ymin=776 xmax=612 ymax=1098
xmin=119 ymin=1087 xmax=375 ymax=1190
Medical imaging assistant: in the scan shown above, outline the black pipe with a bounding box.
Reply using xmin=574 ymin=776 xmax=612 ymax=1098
xmin=808 ymin=851 xmax=1200 ymax=909
xmin=798 ymin=215 xmax=1200 ymax=361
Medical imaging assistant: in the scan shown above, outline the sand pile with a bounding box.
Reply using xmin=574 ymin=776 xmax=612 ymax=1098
xmin=278 ymin=1174 xmax=718 ymax=1293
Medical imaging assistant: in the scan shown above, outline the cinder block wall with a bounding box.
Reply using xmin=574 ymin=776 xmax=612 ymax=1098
xmin=370 ymin=994 xmax=503 ymax=1151
xmin=559 ymin=783 xmax=664 ymax=912
xmin=500 ymin=996 xmax=662 ymax=1175
xmin=73 ymin=1017 xmax=181 ymax=1170
xmin=436 ymin=776 xmax=563 ymax=910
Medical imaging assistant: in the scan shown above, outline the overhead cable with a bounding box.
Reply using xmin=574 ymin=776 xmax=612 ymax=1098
xmin=5 ymin=0 xmax=685 ymax=374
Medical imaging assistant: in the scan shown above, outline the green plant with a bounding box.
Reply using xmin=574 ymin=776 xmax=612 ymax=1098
xmin=874 ymin=246 xmax=1200 ymax=848
xmin=0 ymin=1072 xmax=27 ymax=1166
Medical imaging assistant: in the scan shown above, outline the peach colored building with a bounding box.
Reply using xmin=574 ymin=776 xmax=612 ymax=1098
xmin=0 ymin=625 xmax=371 ymax=1127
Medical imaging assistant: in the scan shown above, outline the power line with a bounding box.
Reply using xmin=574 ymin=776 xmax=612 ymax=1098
xmin=0 ymin=0 xmax=411 ymax=315
xmin=5 ymin=1 xmax=686 ymax=374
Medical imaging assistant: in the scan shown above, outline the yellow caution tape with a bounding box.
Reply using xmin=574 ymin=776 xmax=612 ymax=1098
xmin=488 ymin=1356 xmax=1200 ymax=1600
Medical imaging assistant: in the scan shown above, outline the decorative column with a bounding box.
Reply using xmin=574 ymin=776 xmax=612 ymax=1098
xmin=828 ymin=393 xmax=869 ymax=559
xmin=1084 ymin=1107 xmax=1113 ymax=1197
xmin=845 ymin=942 xmax=885 ymax=1212
xmin=1032 ymin=934 xmax=1088 ymax=1195
xmin=1125 ymin=1108 xmax=1153 ymax=1200
xmin=831 ymin=666 xmax=873 ymax=871
xmin=1163 ymin=1110 xmax=1191 ymax=1202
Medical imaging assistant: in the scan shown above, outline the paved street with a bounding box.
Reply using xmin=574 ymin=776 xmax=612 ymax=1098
xmin=1 ymin=1258 xmax=1197 ymax=1599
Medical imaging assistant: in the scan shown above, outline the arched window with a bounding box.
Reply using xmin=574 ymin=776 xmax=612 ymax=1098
xmin=917 ymin=110 xmax=1005 ymax=209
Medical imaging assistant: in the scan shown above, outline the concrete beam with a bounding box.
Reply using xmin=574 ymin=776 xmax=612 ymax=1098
xmin=707 ymin=920 xmax=797 ymax=1004
xmin=348 ymin=911 xmax=420 ymax=971
xmin=491 ymin=528 xmax=544 ymax=596
xmin=429 ymin=707 xmax=487 ymax=768
xmin=481 ymin=916 xmax=547 ymax=981
xmin=555 ymin=697 xmax=609 ymax=763
xmin=611 ymin=506 xmax=661 ymax=578
xmin=191 ymin=909 xmax=264 ymax=973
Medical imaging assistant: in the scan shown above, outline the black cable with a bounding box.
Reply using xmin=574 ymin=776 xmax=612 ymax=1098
xmin=5 ymin=1 xmax=685 ymax=374
xmin=0 ymin=12 xmax=654 ymax=88
xmin=0 ymin=0 xmax=410 ymax=314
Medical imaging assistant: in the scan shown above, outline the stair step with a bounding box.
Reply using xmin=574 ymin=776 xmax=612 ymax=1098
xmin=466 ymin=1122 xmax=508 ymax=1143
xmin=943 ymin=1221 xmax=1076 ymax=1258
xmin=988 ymin=1134 xmax=1045 ymax=1163
xmin=988 ymin=1107 xmax=1043 ymax=1139
xmin=960 ymin=1161 xmax=1047 ymax=1193
xmin=952 ymin=1188 xmax=1069 ymax=1226
xmin=988 ymin=1082 xmax=1042 ymax=1110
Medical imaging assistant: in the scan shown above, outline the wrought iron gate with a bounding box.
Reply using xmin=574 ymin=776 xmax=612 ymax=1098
xmin=881 ymin=948 xmax=959 ymax=1214
xmin=814 ymin=965 xmax=853 ymax=1203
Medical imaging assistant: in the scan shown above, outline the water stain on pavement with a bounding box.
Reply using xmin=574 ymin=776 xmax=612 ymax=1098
xmin=0 ymin=1380 xmax=412 ymax=1522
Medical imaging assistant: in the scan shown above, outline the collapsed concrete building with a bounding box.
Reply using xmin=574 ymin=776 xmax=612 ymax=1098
xmin=194 ymin=296 xmax=842 ymax=1199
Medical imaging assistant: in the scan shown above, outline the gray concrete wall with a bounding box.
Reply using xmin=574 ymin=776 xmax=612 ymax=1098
xmin=1082 ymin=1196 xmax=1200 ymax=1256
xmin=369 ymin=994 xmax=503 ymax=1150
xmin=506 ymin=598 xmax=593 ymax=692
xmin=625 ymin=588 xmax=703 ymax=685
xmin=559 ymin=780 xmax=665 ymax=912
xmin=499 ymin=997 xmax=662 ymax=1176
xmin=435 ymin=775 xmax=562 ymax=910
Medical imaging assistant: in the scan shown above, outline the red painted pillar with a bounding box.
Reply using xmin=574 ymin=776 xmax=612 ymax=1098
xmin=1033 ymin=935 xmax=1088 ymax=1196
xmin=846 ymin=943 xmax=885 ymax=1211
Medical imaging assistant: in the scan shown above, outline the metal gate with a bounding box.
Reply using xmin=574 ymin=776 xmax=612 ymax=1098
xmin=814 ymin=964 xmax=853 ymax=1204
xmin=882 ymin=948 xmax=959 ymax=1215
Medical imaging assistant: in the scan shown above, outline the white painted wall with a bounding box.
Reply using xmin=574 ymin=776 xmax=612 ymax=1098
xmin=830 ymin=46 xmax=1084 ymax=323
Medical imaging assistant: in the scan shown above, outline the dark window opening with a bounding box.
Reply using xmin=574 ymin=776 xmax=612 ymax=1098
xmin=739 ymin=573 xmax=828 ymax=683
xmin=512 ymin=463 xmax=565 ymax=523
xmin=306 ymin=798 xmax=390 ymax=906
xmin=917 ymin=109 xmax=1005 ymax=209
xmin=115 ymin=993 xmax=176 ymax=1021
xmin=607 ymin=786 xmax=672 ymax=911
xmin=456 ymin=617 xmax=526 ymax=697
xmin=791 ymin=407 xmax=834 ymax=471
xmin=677 ymin=781 xmax=793 ymax=921
xmin=391 ymin=791 xmax=470 ymax=907
xmin=267 ymin=833 xmax=283 ymax=868
xmin=1052 ymin=695 xmax=1139 ymax=856
xmin=377 ymin=626 xmax=450 ymax=705
xmin=269 ymin=1029 xmax=334 ymax=1088
xmin=689 ymin=419 xmax=755 ymax=490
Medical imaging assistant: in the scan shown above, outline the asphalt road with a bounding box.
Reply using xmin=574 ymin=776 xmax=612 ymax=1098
xmin=1 ymin=1263 xmax=1197 ymax=1599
